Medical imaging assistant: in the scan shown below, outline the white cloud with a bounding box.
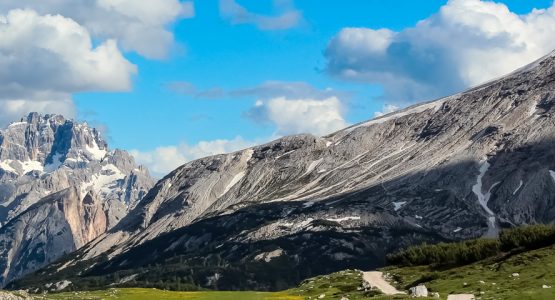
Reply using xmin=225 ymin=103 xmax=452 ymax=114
xmin=0 ymin=99 xmax=76 ymax=126
xmin=130 ymin=137 xmax=259 ymax=177
xmin=0 ymin=9 xmax=136 ymax=126
xmin=326 ymin=0 xmax=555 ymax=104
xmin=0 ymin=0 xmax=193 ymax=59
xmin=374 ymin=104 xmax=400 ymax=118
xmin=168 ymin=80 xmax=349 ymax=100
xmin=219 ymin=0 xmax=301 ymax=30
xmin=0 ymin=0 xmax=192 ymax=125
xmin=246 ymin=97 xmax=349 ymax=136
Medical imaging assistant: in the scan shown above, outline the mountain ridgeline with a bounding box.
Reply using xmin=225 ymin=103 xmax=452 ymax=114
xmin=8 ymin=51 xmax=555 ymax=291
xmin=0 ymin=113 xmax=155 ymax=286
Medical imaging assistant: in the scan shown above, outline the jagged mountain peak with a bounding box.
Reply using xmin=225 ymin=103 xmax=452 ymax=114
xmin=1 ymin=112 xmax=109 ymax=169
xmin=0 ymin=113 xmax=156 ymax=286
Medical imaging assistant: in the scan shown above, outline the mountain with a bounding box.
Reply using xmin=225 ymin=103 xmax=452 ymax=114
xmin=0 ymin=113 xmax=155 ymax=286
xmin=12 ymin=51 xmax=555 ymax=291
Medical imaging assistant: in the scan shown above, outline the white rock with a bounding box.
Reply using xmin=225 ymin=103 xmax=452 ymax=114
xmin=409 ymin=284 xmax=428 ymax=297
xmin=512 ymin=273 xmax=519 ymax=277
xmin=318 ymin=294 xmax=326 ymax=299
xmin=542 ymin=284 xmax=552 ymax=289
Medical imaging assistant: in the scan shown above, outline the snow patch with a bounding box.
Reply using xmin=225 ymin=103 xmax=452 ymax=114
xmin=80 ymin=164 xmax=125 ymax=198
xmin=254 ymin=249 xmax=283 ymax=262
xmin=453 ymin=227 xmax=462 ymax=233
xmin=346 ymin=99 xmax=446 ymax=132
xmin=550 ymin=170 xmax=555 ymax=183
xmin=275 ymin=150 xmax=295 ymax=159
xmin=119 ymin=274 xmax=139 ymax=284
xmin=45 ymin=153 xmax=64 ymax=173
xmin=86 ymin=140 xmax=107 ymax=160
xmin=326 ymin=216 xmax=360 ymax=222
xmin=219 ymin=171 xmax=246 ymax=197
xmin=472 ymin=161 xmax=500 ymax=237
xmin=8 ymin=122 xmax=26 ymax=128
xmin=303 ymin=159 xmax=323 ymax=176
xmin=303 ymin=201 xmax=315 ymax=208
xmin=53 ymin=280 xmax=72 ymax=291
xmin=512 ymin=180 xmax=523 ymax=195
xmin=0 ymin=160 xmax=17 ymax=174
xmin=20 ymin=160 xmax=44 ymax=174
xmin=325 ymin=141 xmax=332 ymax=147
xmin=392 ymin=201 xmax=407 ymax=211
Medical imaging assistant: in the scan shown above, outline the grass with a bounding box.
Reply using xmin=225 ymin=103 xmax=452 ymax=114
xmin=10 ymin=244 xmax=555 ymax=299
xmin=29 ymin=289 xmax=301 ymax=300
xmin=381 ymin=244 xmax=555 ymax=299
xmin=288 ymin=269 xmax=382 ymax=300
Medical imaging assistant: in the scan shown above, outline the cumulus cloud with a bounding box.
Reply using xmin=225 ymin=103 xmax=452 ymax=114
xmin=0 ymin=9 xmax=136 ymax=126
xmin=326 ymin=0 xmax=555 ymax=104
xmin=0 ymin=0 xmax=191 ymax=125
xmin=0 ymin=99 xmax=77 ymax=126
xmin=130 ymin=137 xmax=259 ymax=177
xmin=245 ymin=97 xmax=349 ymax=136
xmin=0 ymin=0 xmax=193 ymax=59
xmin=219 ymin=0 xmax=301 ymax=30
xmin=373 ymin=104 xmax=400 ymax=118
xmin=168 ymin=80 xmax=348 ymax=100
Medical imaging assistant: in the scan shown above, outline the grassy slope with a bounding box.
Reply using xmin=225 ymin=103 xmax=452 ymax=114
xmin=12 ymin=244 xmax=555 ymax=299
xmin=31 ymin=289 xmax=301 ymax=300
xmin=290 ymin=244 xmax=555 ymax=300
xmin=382 ymin=243 xmax=555 ymax=300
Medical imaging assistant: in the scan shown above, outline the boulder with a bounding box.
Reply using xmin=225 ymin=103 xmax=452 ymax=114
xmin=409 ymin=284 xmax=428 ymax=297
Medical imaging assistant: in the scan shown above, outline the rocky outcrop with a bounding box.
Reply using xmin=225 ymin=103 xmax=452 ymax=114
xmin=0 ymin=188 xmax=106 ymax=286
xmin=13 ymin=51 xmax=555 ymax=290
xmin=0 ymin=114 xmax=155 ymax=285
xmin=409 ymin=285 xmax=428 ymax=297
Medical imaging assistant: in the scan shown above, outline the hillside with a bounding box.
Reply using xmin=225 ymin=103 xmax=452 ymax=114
xmin=9 ymin=50 xmax=555 ymax=291
xmin=4 ymin=227 xmax=555 ymax=299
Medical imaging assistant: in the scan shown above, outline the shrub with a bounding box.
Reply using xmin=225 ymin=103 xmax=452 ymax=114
xmin=388 ymin=224 xmax=555 ymax=267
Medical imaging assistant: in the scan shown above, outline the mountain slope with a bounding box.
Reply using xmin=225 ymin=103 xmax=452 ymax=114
xmin=14 ymin=50 xmax=555 ymax=290
xmin=0 ymin=113 xmax=155 ymax=285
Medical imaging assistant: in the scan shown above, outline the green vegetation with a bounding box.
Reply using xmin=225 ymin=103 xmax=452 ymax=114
xmin=288 ymin=269 xmax=382 ymax=300
xmin=8 ymin=225 xmax=555 ymax=299
xmin=387 ymin=225 xmax=555 ymax=268
xmin=26 ymin=288 xmax=301 ymax=300
xmin=383 ymin=243 xmax=555 ymax=299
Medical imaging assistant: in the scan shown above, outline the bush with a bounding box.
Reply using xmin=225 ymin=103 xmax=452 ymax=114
xmin=387 ymin=239 xmax=500 ymax=267
xmin=499 ymin=224 xmax=555 ymax=251
xmin=387 ymin=225 xmax=555 ymax=268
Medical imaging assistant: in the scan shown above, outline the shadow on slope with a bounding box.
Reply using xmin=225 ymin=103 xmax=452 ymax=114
xmin=10 ymin=137 xmax=555 ymax=292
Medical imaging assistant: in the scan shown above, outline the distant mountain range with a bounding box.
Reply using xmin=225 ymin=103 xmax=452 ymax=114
xmin=4 ymin=50 xmax=555 ymax=292
xmin=0 ymin=113 xmax=154 ymax=286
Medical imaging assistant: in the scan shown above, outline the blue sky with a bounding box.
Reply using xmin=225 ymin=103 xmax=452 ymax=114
xmin=1 ymin=0 xmax=555 ymax=175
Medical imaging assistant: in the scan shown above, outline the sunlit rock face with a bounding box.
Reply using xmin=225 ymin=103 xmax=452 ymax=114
xmin=0 ymin=113 xmax=155 ymax=286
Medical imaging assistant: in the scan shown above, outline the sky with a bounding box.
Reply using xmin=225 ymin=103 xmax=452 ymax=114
xmin=1 ymin=0 xmax=555 ymax=176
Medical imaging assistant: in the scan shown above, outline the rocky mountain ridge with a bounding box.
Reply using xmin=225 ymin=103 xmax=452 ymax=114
xmin=0 ymin=113 xmax=155 ymax=285
xmin=12 ymin=50 xmax=555 ymax=291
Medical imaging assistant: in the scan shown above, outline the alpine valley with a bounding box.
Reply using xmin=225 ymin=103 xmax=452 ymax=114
xmin=3 ymin=50 xmax=555 ymax=295
xmin=0 ymin=48 xmax=555 ymax=291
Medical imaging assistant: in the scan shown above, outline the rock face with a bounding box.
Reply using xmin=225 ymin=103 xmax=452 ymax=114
xmin=12 ymin=51 xmax=555 ymax=290
xmin=0 ymin=113 xmax=155 ymax=286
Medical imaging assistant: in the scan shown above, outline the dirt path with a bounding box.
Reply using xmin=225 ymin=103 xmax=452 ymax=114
xmin=362 ymin=271 xmax=405 ymax=295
